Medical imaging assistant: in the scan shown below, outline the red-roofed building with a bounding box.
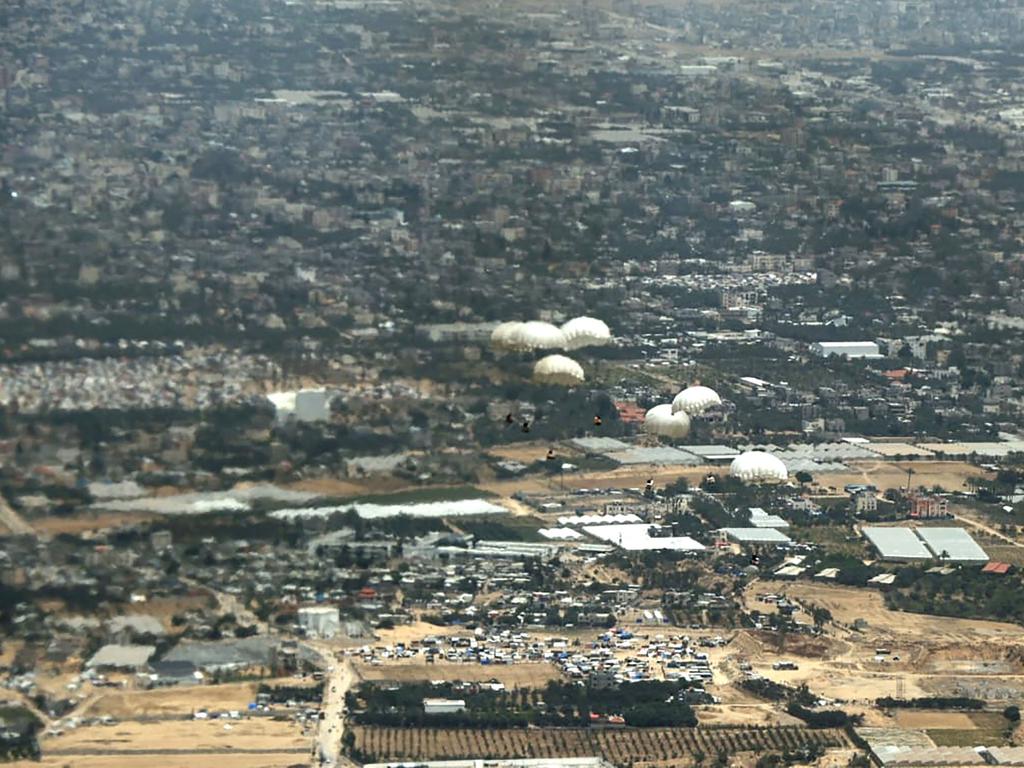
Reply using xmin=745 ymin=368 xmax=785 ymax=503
xmin=908 ymin=492 xmax=949 ymax=519
xmin=982 ymin=561 xmax=1011 ymax=575
xmin=615 ymin=402 xmax=646 ymax=425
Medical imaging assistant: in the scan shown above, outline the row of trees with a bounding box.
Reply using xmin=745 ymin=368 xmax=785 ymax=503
xmin=350 ymin=679 xmax=699 ymax=729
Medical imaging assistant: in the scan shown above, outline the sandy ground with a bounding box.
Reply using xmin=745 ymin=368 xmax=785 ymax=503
xmin=894 ymin=711 xmax=978 ymax=729
xmin=28 ymin=511 xmax=158 ymax=536
xmin=80 ymin=679 xmax=312 ymax=719
xmin=810 ymin=460 xmax=991 ymax=494
xmin=486 ymin=442 xmax=581 ymax=463
xmin=372 ymin=620 xmax=601 ymax=648
xmin=11 ymin=756 xmax=308 ymax=768
xmin=751 ymin=580 xmax=1023 ymax=641
xmin=356 ymin=660 xmax=560 ymax=687
xmin=481 ymin=464 xmax=718 ymax=496
xmin=730 ymin=581 xmax=1024 ymax=706
xmin=694 ymin=703 xmax=804 ymax=727
xmin=20 ymin=718 xmax=311 ymax=768
xmin=481 ymin=458 xmax=987 ymax=497
xmin=284 ymin=477 xmax=379 ymax=497
xmin=862 ymin=444 xmax=939 ymax=459
xmin=42 ymin=718 xmax=307 ymax=752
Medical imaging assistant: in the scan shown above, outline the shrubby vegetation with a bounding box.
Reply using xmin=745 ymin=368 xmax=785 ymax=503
xmin=348 ymin=679 xmax=697 ymax=728
xmin=876 ymin=696 xmax=984 ymax=710
xmin=257 ymin=682 xmax=325 ymax=703
xmin=885 ymin=567 xmax=1024 ymax=625
xmin=786 ymin=702 xmax=860 ymax=728
xmin=0 ymin=707 xmax=40 ymax=761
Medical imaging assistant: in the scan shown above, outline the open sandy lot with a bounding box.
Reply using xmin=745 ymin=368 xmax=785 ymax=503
xmin=12 ymin=756 xmax=308 ymax=768
xmin=732 ymin=581 xmax=1024 ymax=705
xmin=812 ymin=460 xmax=991 ymax=494
xmin=283 ymin=477 xmax=380 ymax=497
xmin=80 ymin=678 xmax=314 ymax=719
xmin=894 ymin=711 xmax=978 ymax=729
xmin=43 ymin=718 xmax=307 ymax=752
xmin=481 ymin=464 xmax=718 ymax=496
xmin=750 ymin=580 xmax=1023 ymax=642
xmin=356 ymin=660 xmax=560 ymax=687
xmin=371 ymin=620 xmax=600 ymax=648
xmin=486 ymin=441 xmax=580 ymax=464
xmin=29 ymin=511 xmax=158 ymax=536
xmin=862 ymin=443 xmax=937 ymax=459
xmin=20 ymin=718 xmax=310 ymax=768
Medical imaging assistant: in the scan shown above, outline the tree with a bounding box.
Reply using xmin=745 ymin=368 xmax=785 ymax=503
xmin=795 ymin=470 xmax=813 ymax=486
xmin=1004 ymin=705 xmax=1020 ymax=723
xmin=811 ymin=606 xmax=833 ymax=629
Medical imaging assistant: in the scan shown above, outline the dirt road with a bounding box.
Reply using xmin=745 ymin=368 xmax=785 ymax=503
xmin=952 ymin=510 xmax=1023 ymax=548
xmin=0 ymin=493 xmax=35 ymax=536
xmin=307 ymin=648 xmax=357 ymax=768
xmin=179 ymin=577 xmax=260 ymax=628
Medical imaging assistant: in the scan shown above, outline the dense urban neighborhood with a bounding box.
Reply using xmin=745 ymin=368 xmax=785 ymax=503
xmin=2 ymin=0 xmax=1024 ymax=767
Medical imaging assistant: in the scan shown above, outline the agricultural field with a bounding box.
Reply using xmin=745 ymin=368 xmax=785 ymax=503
xmin=351 ymin=725 xmax=851 ymax=764
xmin=79 ymin=679 xmax=316 ymax=719
xmin=815 ymin=460 xmax=989 ymax=495
xmin=15 ymin=718 xmax=310 ymax=768
xmin=922 ymin=711 xmax=1016 ymax=747
xmin=788 ymin=524 xmax=864 ymax=557
xmin=11 ymin=756 xmax=304 ymax=768
xmin=454 ymin=514 xmax=546 ymax=542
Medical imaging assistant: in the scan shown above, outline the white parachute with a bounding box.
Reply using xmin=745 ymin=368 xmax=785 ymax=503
xmin=671 ymin=385 xmax=722 ymax=416
xmin=492 ymin=321 xmax=567 ymax=351
xmin=533 ymin=355 xmax=585 ymax=386
xmin=490 ymin=321 xmax=527 ymax=351
xmin=729 ymin=450 xmax=788 ymax=484
xmin=561 ymin=316 xmax=612 ymax=351
xmin=643 ymin=404 xmax=691 ymax=439
xmin=515 ymin=321 xmax=567 ymax=350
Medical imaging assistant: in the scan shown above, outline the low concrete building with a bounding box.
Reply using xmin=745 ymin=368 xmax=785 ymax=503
xmin=423 ymin=698 xmax=467 ymax=715
xmin=86 ymin=644 xmax=156 ymax=671
xmin=298 ymin=606 xmax=341 ymax=638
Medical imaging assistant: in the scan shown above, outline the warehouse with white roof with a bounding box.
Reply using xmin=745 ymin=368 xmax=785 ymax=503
xmin=862 ymin=527 xmax=933 ymax=561
xmin=583 ymin=523 xmax=705 ymax=552
xmin=810 ymin=341 xmax=882 ymax=359
xmin=718 ymin=527 xmax=792 ymax=545
xmin=915 ymin=527 xmax=989 ymax=563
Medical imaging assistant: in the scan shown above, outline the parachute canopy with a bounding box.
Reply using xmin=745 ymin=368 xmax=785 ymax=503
xmin=561 ymin=316 xmax=612 ymax=351
xmin=671 ymin=385 xmax=722 ymax=416
xmin=493 ymin=320 xmax=567 ymax=351
xmin=729 ymin=450 xmax=788 ymax=484
xmin=516 ymin=321 xmax=567 ymax=350
xmin=533 ymin=354 xmax=585 ymax=386
xmin=490 ymin=321 xmax=527 ymax=351
xmin=643 ymin=404 xmax=691 ymax=439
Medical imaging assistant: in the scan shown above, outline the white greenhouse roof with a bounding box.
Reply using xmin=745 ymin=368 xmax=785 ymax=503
xmin=558 ymin=513 xmax=643 ymax=526
xmin=748 ymin=508 xmax=790 ymax=528
xmin=719 ymin=527 xmax=792 ymax=544
xmin=582 ymin=523 xmax=705 ymax=552
xmin=539 ymin=527 xmax=584 ymax=541
xmin=862 ymin=527 xmax=932 ymax=560
xmin=606 ymin=447 xmax=702 ymax=466
xmin=915 ymin=527 xmax=988 ymax=563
